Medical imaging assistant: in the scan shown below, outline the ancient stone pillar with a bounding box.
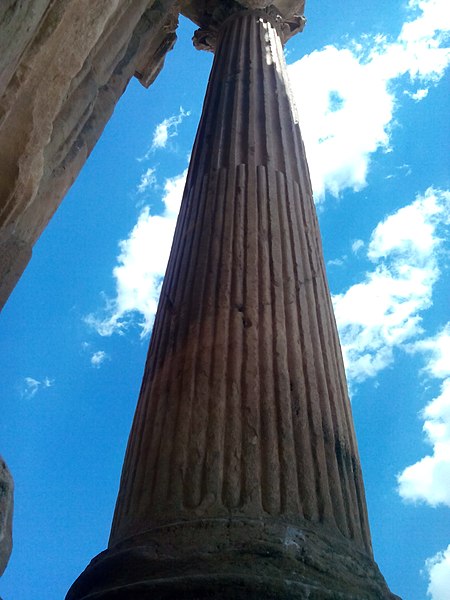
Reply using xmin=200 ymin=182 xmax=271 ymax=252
xmin=68 ymin=4 xmax=397 ymax=598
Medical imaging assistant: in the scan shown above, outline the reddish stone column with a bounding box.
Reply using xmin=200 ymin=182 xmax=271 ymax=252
xmin=68 ymin=7 xmax=397 ymax=599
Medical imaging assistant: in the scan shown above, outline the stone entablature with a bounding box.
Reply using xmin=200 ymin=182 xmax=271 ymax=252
xmin=0 ymin=0 xmax=178 ymax=310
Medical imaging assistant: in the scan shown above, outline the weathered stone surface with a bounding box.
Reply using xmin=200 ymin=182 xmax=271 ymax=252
xmin=110 ymin=5 xmax=371 ymax=555
xmin=67 ymin=518 xmax=398 ymax=599
xmin=0 ymin=0 xmax=178 ymax=310
xmin=68 ymin=7 xmax=398 ymax=598
xmin=0 ymin=456 xmax=13 ymax=576
xmin=0 ymin=225 xmax=31 ymax=308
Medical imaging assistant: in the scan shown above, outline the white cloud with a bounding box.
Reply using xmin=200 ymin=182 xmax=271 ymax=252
xmin=287 ymin=0 xmax=450 ymax=200
xmin=137 ymin=167 xmax=156 ymax=193
xmin=86 ymin=169 xmax=187 ymax=337
xmin=22 ymin=376 xmax=54 ymax=399
xmin=398 ymin=325 xmax=450 ymax=507
xmin=412 ymin=323 xmax=450 ymax=379
xmin=327 ymin=257 xmax=346 ymax=267
xmin=368 ymin=190 xmax=448 ymax=259
xmin=151 ymin=107 xmax=190 ymax=150
xmin=333 ymin=188 xmax=450 ymax=383
xmin=426 ymin=544 xmax=450 ymax=600
xmin=405 ymin=87 xmax=429 ymax=100
xmin=398 ymin=378 xmax=450 ymax=506
xmin=400 ymin=0 xmax=450 ymax=55
xmin=90 ymin=351 xmax=109 ymax=368
xmin=351 ymin=239 xmax=364 ymax=254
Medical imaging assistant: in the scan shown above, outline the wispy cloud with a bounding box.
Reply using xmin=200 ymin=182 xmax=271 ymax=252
xmin=405 ymin=87 xmax=429 ymax=101
xmin=22 ymin=376 xmax=54 ymax=399
xmin=150 ymin=107 xmax=190 ymax=151
xmin=90 ymin=350 xmax=109 ymax=368
xmin=137 ymin=167 xmax=156 ymax=194
xmin=333 ymin=188 xmax=450 ymax=384
xmin=425 ymin=544 xmax=450 ymax=600
xmin=287 ymin=0 xmax=450 ymax=200
xmin=351 ymin=239 xmax=364 ymax=254
xmin=327 ymin=256 xmax=346 ymax=267
xmin=86 ymin=169 xmax=188 ymax=337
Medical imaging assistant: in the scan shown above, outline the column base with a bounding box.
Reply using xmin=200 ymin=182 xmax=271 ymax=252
xmin=66 ymin=517 xmax=399 ymax=599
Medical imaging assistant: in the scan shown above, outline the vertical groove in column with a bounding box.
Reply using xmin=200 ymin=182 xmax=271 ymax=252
xmin=257 ymin=164 xmax=280 ymax=515
xmin=223 ymin=164 xmax=244 ymax=508
xmin=214 ymin=167 xmax=235 ymax=510
xmin=241 ymin=163 xmax=262 ymax=510
xmin=183 ymin=172 xmax=215 ymax=504
xmin=275 ymin=169 xmax=302 ymax=514
xmin=109 ymin=9 xmax=373 ymax=557
xmin=284 ymin=177 xmax=316 ymax=521
xmin=276 ymin=171 xmax=302 ymax=515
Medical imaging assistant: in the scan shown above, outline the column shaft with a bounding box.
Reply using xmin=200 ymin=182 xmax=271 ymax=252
xmin=111 ymin=8 xmax=369 ymax=551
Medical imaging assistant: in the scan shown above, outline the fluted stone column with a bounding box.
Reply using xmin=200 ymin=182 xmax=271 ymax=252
xmin=68 ymin=5 xmax=397 ymax=599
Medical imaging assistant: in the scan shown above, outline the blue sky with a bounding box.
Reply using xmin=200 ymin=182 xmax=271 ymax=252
xmin=1 ymin=1 xmax=449 ymax=598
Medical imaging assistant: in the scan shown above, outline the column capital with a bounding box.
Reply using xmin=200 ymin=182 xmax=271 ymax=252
xmin=182 ymin=0 xmax=306 ymax=51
